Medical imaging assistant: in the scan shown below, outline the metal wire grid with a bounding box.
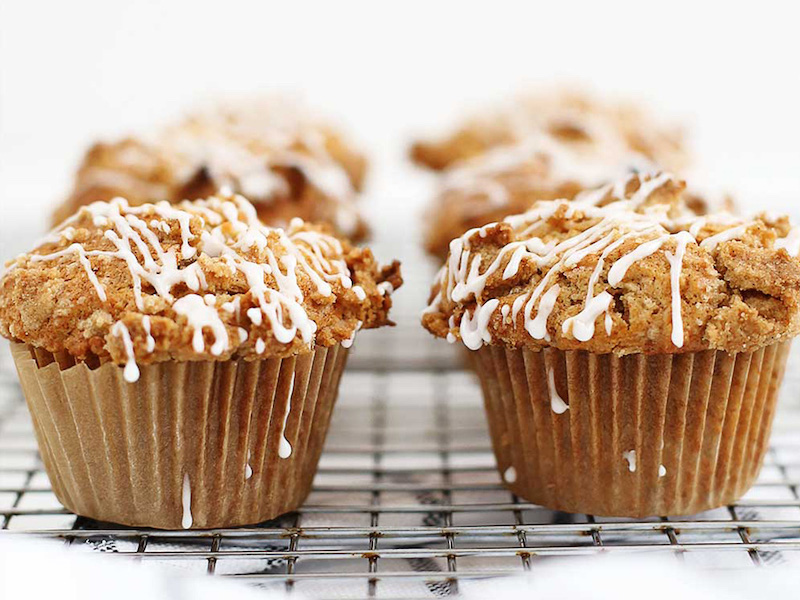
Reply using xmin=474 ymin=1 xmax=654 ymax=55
xmin=3 ymin=242 xmax=800 ymax=598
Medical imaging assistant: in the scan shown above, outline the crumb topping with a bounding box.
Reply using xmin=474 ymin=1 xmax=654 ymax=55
xmin=422 ymin=173 xmax=800 ymax=355
xmin=2 ymin=194 xmax=402 ymax=378
xmin=411 ymin=89 xmax=688 ymax=172
xmin=52 ymin=97 xmax=368 ymax=240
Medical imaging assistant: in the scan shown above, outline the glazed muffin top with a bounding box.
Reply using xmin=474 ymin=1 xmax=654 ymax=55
xmin=1 ymin=194 xmax=402 ymax=380
xmin=422 ymin=134 xmax=664 ymax=259
xmin=422 ymin=173 xmax=800 ymax=355
xmin=410 ymin=89 xmax=688 ymax=173
xmin=52 ymin=97 xmax=369 ymax=240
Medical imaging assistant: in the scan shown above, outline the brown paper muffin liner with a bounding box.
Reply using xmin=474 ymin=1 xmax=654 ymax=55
xmin=9 ymin=342 xmax=349 ymax=529
xmin=472 ymin=341 xmax=792 ymax=517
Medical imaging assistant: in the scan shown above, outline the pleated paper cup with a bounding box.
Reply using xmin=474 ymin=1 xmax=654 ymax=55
xmin=10 ymin=342 xmax=349 ymax=529
xmin=472 ymin=341 xmax=792 ymax=517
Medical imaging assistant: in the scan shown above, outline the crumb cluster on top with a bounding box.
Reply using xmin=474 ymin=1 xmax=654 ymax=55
xmin=1 ymin=194 xmax=402 ymax=379
xmin=53 ymin=97 xmax=369 ymax=240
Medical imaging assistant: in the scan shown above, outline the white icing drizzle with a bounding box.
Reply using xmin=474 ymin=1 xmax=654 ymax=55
xmin=141 ymin=316 xmax=155 ymax=353
xmin=14 ymin=195 xmax=386 ymax=373
xmin=245 ymin=450 xmax=253 ymax=480
xmin=173 ymin=294 xmax=229 ymax=355
xmin=426 ymin=174 xmax=783 ymax=351
xmin=664 ymin=232 xmax=694 ymax=348
xmin=181 ymin=473 xmax=193 ymax=529
xmin=341 ymin=320 xmax=362 ymax=349
xmin=460 ymin=299 xmax=500 ymax=350
xmin=623 ymin=450 xmax=636 ymax=473
xmin=659 ymin=464 xmax=667 ymax=478
xmin=503 ymin=466 xmax=517 ymax=483
xmin=562 ymin=291 xmax=613 ymax=342
xmin=607 ymin=236 xmax=667 ymax=286
xmin=439 ymin=130 xmax=657 ymax=208
xmin=278 ymin=377 xmax=295 ymax=459
xmin=30 ymin=243 xmax=108 ymax=302
xmin=699 ymin=223 xmax=749 ymax=251
xmin=547 ymin=366 xmax=568 ymax=414
xmin=111 ymin=321 xmax=140 ymax=383
xmin=526 ymin=284 xmax=560 ymax=340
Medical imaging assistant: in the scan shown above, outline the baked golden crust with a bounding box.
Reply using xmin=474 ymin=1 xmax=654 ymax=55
xmin=2 ymin=194 xmax=402 ymax=368
xmin=415 ymin=91 xmax=696 ymax=260
xmin=411 ymin=89 xmax=688 ymax=172
xmin=421 ymin=137 xmax=665 ymax=259
xmin=52 ymin=98 xmax=369 ymax=240
xmin=422 ymin=173 xmax=800 ymax=355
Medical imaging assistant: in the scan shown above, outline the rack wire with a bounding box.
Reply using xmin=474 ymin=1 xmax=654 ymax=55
xmin=3 ymin=237 xmax=800 ymax=600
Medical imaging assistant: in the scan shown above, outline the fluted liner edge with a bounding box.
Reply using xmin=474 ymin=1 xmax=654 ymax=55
xmin=472 ymin=342 xmax=792 ymax=517
xmin=10 ymin=342 xmax=349 ymax=529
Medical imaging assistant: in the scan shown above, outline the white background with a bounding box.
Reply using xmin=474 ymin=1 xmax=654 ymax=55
xmin=1 ymin=0 xmax=799 ymax=257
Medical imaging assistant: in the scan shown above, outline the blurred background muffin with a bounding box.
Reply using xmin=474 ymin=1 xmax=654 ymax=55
xmin=52 ymin=97 xmax=370 ymax=240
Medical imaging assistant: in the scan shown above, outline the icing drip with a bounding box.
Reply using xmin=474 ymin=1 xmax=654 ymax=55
xmin=141 ymin=316 xmax=155 ymax=353
xmin=30 ymin=244 xmax=108 ymax=302
xmin=659 ymin=464 xmax=667 ymax=478
xmin=341 ymin=320 xmax=362 ymax=349
xmin=504 ymin=466 xmax=517 ymax=483
xmin=172 ymin=294 xmax=229 ymax=355
xmin=245 ymin=450 xmax=253 ymax=480
xmin=562 ymin=291 xmax=612 ymax=342
xmin=181 ymin=473 xmax=193 ymax=529
xmin=623 ymin=450 xmax=636 ymax=472
xmin=19 ymin=195 xmax=382 ymax=371
xmin=664 ymin=232 xmax=694 ymax=348
xmin=111 ymin=321 xmax=140 ymax=383
xmin=526 ymin=284 xmax=560 ymax=340
xmin=278 ymin=377 xmax=295 ymax=459
xmin=699 ymin=223 xmax=749 ymax=251
xmin=460 ymin=299 xmax=500 ymax=350
xmin=547 ymin=366 xmax=568 ymax=414
xmin=607 ymin=236 xmax=667 ymax=286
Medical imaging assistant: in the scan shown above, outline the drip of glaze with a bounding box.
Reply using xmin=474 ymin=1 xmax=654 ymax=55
xmin=547 ymin=366 xmax=568 ymax=414
xmin=181 ymin=473 xmax=193 ymax=529
xmin=142 ymin=316 xmax=155 ymax=353
xmin=504 ymin=466 xmax=517 ymax=483
xmin=19 ymin=195 xmax=381 ymax=368
xmin=561 ymin=291 xmax=613 ymax=342
xmin=111 ymin=321 xmax=140 ymax=382
xmin=623 ymin=450 xmax=636 ymax=473
xmin=460 ymin=299 xmax=500 ymax=350
xmin=172 ymin=294 xmax=229 ymax=355
xmin=278 ymin=377 xmax=295 ymax=459
xmin=659 ymin=464 xmax=667 ymax=478
xmin=341 ymin=320 xmax=362 ymax=349
xmin=525 ymin=284 xmax=560 ymax=340
xmin=699 ymin=223 xmax=749 ymax=251
xmin=664 ymin=232 xmax=694 ymax=348
xmin=245 ymin=450 xmax=253 ymax=480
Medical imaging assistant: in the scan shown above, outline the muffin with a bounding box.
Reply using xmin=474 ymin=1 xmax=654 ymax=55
xmin=1 ymin=193 xmax=402 ymax=529
xmin=52 ymin=97 xmax=369 ymax=240
xmin=422 ymin=136 xmax=671 ymax=260
xmin=410 ymin=89 xmax=688 ymax=172
xmin=422 ymin=173 xmax=800 ymax=517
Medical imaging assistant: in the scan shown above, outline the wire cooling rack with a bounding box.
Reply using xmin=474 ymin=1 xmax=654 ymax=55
xmin=3 ymin=228 xmax=800 ymax=599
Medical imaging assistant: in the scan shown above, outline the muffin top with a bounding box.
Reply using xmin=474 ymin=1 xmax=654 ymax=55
xmin=410 ymin=89 xmax=688 ymax=173
xmin=422 ymin=173 xmax=800 ymax=355
xmin=52 ymin=97 xmax=369 ymax=240
xmin=423 ymin=133 xmax=665 ymax=259
xmin=2 ymin=194 xmax=402 ymax=380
